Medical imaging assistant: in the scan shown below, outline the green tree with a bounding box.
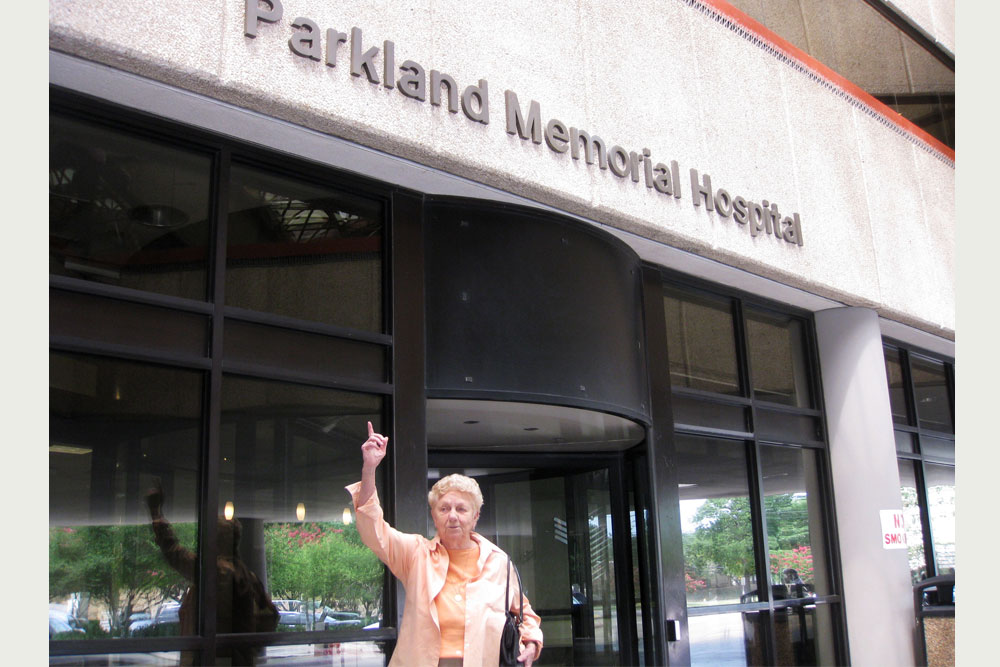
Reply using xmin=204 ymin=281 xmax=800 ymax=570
xmin=49 ymin=523 xmax=193 ymax=636
xmin=685 ymin=497 xmax=755 ymax=589
xmin=763 ymin=494 xmax=810 ymax=550
xmin=683 ymin=494 xmax=812 ymax=592
xmin=265 ymin=522 xmax=384 ymax=625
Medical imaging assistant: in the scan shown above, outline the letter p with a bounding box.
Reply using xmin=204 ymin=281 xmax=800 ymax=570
xmin=246 ymin=0 xmax=284 ymax=38
xmin=747 ymin=201 xmax=765 ymax=237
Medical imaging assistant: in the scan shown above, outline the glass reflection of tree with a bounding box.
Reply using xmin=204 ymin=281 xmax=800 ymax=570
xmin=684 ymin=498 xmax=755 ymax=598
xmin=49 ymin=523 xmax=195 ymax=638
xmin=900 ymin=485 xmax=928 ymax=583
xmin=683 ymin=494 xmax=814 ymax=597
xmin=264 ymin=520 xmax=384 ymax=629
xmin=764 ymin=494 xmax=813 ymax=586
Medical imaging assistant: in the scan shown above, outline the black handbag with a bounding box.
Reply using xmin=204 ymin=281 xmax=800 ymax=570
xmin=499 ymin=556 xmax=523 ymax=666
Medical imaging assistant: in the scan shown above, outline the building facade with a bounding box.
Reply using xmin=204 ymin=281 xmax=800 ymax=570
xmin=48 ymin=1 xmax=955 ymax=665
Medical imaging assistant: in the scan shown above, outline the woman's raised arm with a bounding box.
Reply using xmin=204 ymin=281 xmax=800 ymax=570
xmin=358 ymin=420 xmax=388 ymax=506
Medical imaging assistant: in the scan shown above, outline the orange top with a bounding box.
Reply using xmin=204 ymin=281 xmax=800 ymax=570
xmin=435 ymin=545 xmax=481 ymax=658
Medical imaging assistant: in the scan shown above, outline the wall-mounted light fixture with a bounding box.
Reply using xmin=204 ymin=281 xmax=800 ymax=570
xmin=296 ymin=502 xmax=306 ymax=521
xmin=224 ymin=501 xmax=235 ymax=520
xmin=342 ymin=507 xmax=353 ymax=525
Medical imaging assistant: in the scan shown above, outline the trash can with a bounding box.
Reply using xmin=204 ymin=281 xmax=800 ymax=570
xmin=913 ymin=575 xmax=955 ymax=667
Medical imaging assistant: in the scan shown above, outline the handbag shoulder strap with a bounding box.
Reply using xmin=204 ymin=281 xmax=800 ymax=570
xmin=506 ymin=555 xmax=524 ymax=622
xmin=504 ymin=555 xmax=510 ymax=610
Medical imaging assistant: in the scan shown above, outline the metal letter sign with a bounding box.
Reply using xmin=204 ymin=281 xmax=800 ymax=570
xmin=242 ymin=0 xmax=806 ymax=247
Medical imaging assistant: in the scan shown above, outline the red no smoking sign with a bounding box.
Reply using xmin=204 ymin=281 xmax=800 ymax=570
xmin=880 ymin=509 xmax=907 ymax=549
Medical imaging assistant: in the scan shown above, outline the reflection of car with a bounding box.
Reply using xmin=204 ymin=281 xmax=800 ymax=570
xmin=273 ymin=601 xmax=365 ymax=630
xmin=317 ymin=609 xmax=364 ymax=630
xmin=273 ymin=600 xmax=308 ymax=629
xmin=155 ymin=602 xmax=181 ymax=624
xmin=128 ymin=602 xmax=181 ymax=637
xmin=129 ymin=618 xmax=155 ymax=635
xmin=49 ymin=610 xmax=85 ymax=638
xmin=127 ymin=612 xmax=154 ymax=636
xmin=278 ymin=609 xmax=308 ymax=627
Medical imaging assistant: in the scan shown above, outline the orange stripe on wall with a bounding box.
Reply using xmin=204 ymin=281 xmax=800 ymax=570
xmin=697 ymin=0 xmax=954 ymax=162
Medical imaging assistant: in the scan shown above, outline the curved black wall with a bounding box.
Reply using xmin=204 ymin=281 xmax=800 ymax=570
xmin=424 ymin=197 xmax=649 ymax=423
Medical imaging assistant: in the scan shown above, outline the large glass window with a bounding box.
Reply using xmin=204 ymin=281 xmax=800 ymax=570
xmin=883 ymin=347 xmax=911 ymax=425
xmin=677 ymin=435 xmax=757 ymax=607
xmin=885 ymin=343 xmax=954 ymax=583
xmin=760 ymin=446 xmax=830 ymax=598
xmin=226 ymin=165 xmax=384 ymax=331
xmin=49 ymin=95 xmax=392 ymax=663
xmin=910 ymin=356 xmax=954 ymax=434
xmin=50 ymin=114 xmax=213 ymax=300
xmin=897 ymin=460 xmax=927 ymax=583
xmin=49 ymin=352 xmax=203 ymax=640
xmin=924 ymin=464 xmax=955 ymax=577
xmin=665 ymin=279 xmax=842 ymax=666
xmin=745 ymin=307 xmax=813 ymax=409
xmin=664 ymin=287 xmax=740 ymax=395
xmin=218 ymin=377 xmax=385 ymax=638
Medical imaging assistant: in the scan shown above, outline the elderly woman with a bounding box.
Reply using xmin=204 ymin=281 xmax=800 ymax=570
xmin=346 ymin=422 xmax=543 ymax=666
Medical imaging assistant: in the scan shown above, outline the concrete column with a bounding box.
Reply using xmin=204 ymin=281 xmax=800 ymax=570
xmin=814 ymin=307 xmax=914 ymax=666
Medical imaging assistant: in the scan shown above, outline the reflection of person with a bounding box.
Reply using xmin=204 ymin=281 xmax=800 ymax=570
xmin=782 ymin=568 xmax=808 ymax=598
xmin=146 ymin=483 xmax=278 ymax=665
xmin=348 ymin=422 xmax=543 ymax=666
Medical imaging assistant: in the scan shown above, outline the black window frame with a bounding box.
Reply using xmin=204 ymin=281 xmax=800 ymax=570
xmin=48 ymin=87 xmax=406 ymax=663
xmin=883 ymin=339 xmax=955 ymax=582
xmin=657 ymin=268 xmax=848 ymax=667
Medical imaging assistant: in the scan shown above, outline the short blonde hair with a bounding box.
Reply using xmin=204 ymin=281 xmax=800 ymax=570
xmin=428 ymin=474 xmax=484 ymax=512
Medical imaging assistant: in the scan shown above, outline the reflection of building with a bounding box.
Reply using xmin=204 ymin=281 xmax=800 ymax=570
xmin=49 ymin=1 xmax=953 ymax=664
